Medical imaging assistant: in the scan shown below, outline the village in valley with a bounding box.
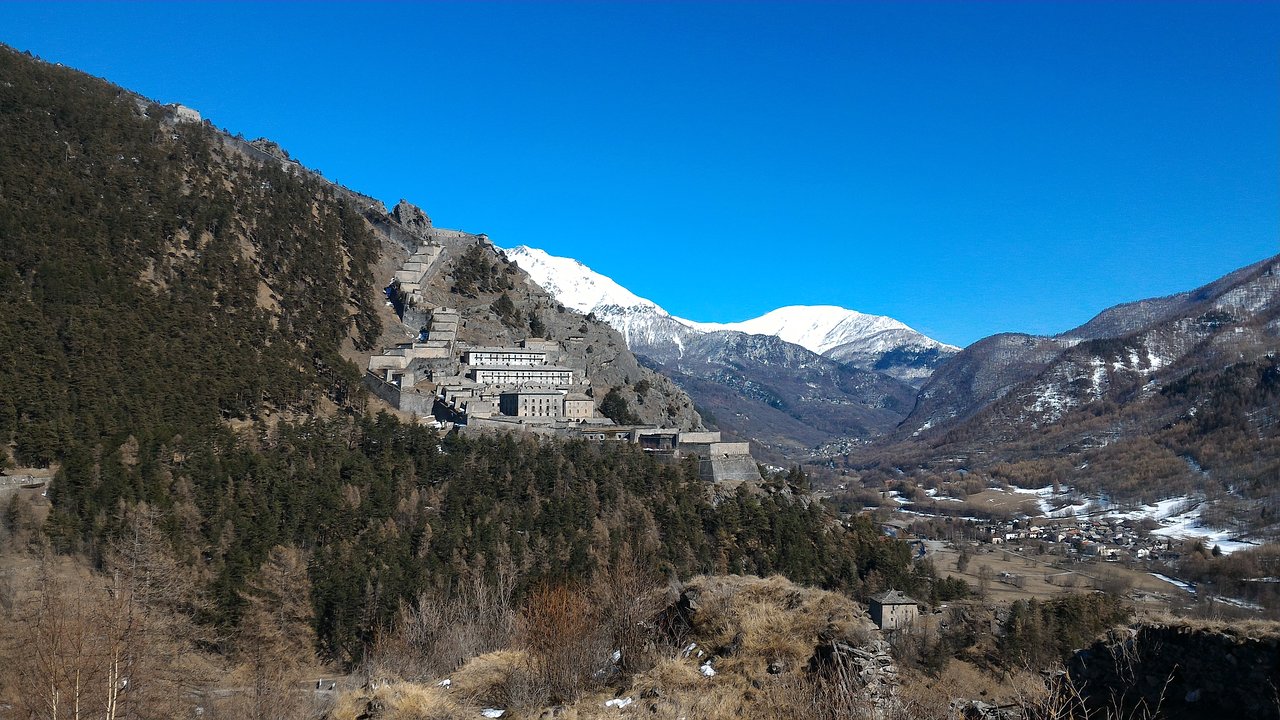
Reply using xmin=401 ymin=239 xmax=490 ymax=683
xmin=843 ymin=477 xmax=1268 ymax=615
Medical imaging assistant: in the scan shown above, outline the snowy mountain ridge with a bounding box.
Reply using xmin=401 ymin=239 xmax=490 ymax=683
xmin=682 ymin=305 xmax=958 ymax=356
xmin=504 ymin=244 xmax=962 ymax=458
xmin=504 ymin=245 xmax=663 ymax=316
xmin=504 ymin=245 xmax=956 ymax=361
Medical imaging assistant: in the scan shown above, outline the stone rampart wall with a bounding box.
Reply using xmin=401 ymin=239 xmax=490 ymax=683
xmin=700 ymin=455 xmax=762 ymax=483
xmin=364 ymin=373 xmax=435 ymax=416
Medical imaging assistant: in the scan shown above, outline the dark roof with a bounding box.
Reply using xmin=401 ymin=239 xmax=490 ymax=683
xmin=869 ymin=590 xmax=919 ymax=606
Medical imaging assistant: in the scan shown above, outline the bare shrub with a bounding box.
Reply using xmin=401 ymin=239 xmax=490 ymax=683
xmin=8 ymin=557 xmax=195 ymax=720
xmin=591 ymin=548 xmax=664 ymax=674
xmin=518 ymin=582 xmax=607 ymax=704
xmin=368 ymin=566 xmax=516 ymax=682
xmin=1095 ymin=566 xmax=1134 ymax=597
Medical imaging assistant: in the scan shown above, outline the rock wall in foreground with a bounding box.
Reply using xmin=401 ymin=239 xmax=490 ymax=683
xmin=1067 ymin=622 xmax=1280 ymax=720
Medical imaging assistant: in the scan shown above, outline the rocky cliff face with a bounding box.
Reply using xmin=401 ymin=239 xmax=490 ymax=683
xmin=391 ymin=199 xmax=431 ymax=235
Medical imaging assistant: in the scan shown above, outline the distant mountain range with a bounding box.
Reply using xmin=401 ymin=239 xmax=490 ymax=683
xmin=505 ymin=246 xmax=957 ymax=379
xmin=853 ymin=253 xmax=1280 ymax=539
xmin=901 ymin=255 xmax=1280 ymax=440
xmin=505 ymin=245 xmax=960 ymax=458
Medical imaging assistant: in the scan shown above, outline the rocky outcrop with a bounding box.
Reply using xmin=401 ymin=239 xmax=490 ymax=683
xmin=808 ymin=636 xmax=900 ymax=714
xmin=248 ymin=137 xmax=294 ymax=162
xmin=949 ymin=699 xmax=1024 ymax=720
xmin=1066 ymin=622 xmax=1280 ymax=720
xmin=392 ymin=199 xmax=432 ymax=236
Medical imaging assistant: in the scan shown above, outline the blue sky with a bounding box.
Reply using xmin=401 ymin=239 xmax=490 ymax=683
xmin=1 ymin=2 xmax=1276 ymax=346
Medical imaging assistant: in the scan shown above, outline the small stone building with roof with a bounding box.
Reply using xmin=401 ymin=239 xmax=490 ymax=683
xmin=869 ymin=590 xmax=919 ymax=630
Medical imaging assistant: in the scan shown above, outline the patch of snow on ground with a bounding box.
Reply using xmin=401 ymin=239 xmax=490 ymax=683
xmin=1029 ymin=385 xmax=1068 ymax=418
xmin=1098 ymin=497 xmax=1194 ymax=524
xmin=1091 ymin=358 xmax=1108 ymax=397
xmin=921 ymin=487 xmax=963 ymax=503
xmin=1067 ymin=494 xmax=1256 ymax=554
xmin=883 ymin=491 xmax=908 ymax=505
xmin=1150 ymin=504 xmax=1256 ymax=554
xmin=1150 ymin=573 xmax=1195 ymax=594
xmin=1217 ymin=596 xmax=1265 ymax=611
xmin=1048 ymin=499 xmax=1093 ymax=517
xmin=699 ymin=662 xmax=716 ymax=677
xmin=1008 ymin=485 xmax=1091 ymax=516
xmin=605 ymin=697 xmax=634 ymax=709
xmin=481 ymin=710 xmax=505 ymax=719
xmin=1010 ymin=485 xmax=1056 ymax=495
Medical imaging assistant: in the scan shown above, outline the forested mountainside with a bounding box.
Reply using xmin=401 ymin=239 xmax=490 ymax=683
xmin=46 ymin=415 xmax=924 ymax=662
xmin=0 ymin=44 xmax=929 ymax=684
xmin=848 ymin=255 xmax=1280 ymax=531
xmin=0 ymin=47 xmax=382 ymax=468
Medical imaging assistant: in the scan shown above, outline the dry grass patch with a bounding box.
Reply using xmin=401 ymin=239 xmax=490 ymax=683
xmin=900 ymin=658 xmax=1044 ymax=713
xmin=1134 ymin=611 xmax=1280 ymax=640
xmin=449 ymin=649 xmax=532 ymax=707
xmin=627 ymin=656 xmax=706 ymax=700
xmin=961 ymin=488 xmax=1042 ymax=518
xmin=681 ymin=574 xmax=874 ymax=680
xmin=329 ymin=682 xmax=465 ymax=720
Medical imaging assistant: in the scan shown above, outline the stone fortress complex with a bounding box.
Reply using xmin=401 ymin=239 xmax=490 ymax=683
xmin=363 ymin=203 xmax=760 ymax=484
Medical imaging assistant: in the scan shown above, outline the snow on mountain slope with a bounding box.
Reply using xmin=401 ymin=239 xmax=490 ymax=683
xmin=505 ymin=245 xmax=697 ymax=358
xmin=505 ymin=244 xmax=958 ymax=389
xmin=504 ymin=244 xmax=957 ymax=456
xmin=504 ymin=245 xmax=660 ymax=314
xmin=683 ymin=305 xmax=958 ymax=356
xmin=505 ymin=246 xmax=957 ymax=365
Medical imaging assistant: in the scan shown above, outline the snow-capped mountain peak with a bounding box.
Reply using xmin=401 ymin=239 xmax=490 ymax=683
xmin=504 ymin=245 xmax=663 ymax=315
xmin=680 ymin=305 xmax=955 ymax=356
xmin=504 ymin=244 xmax=958 ymax=383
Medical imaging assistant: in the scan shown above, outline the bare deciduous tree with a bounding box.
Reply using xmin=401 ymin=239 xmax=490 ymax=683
xmin=233 ymin=545 xmax=317 ymax=720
